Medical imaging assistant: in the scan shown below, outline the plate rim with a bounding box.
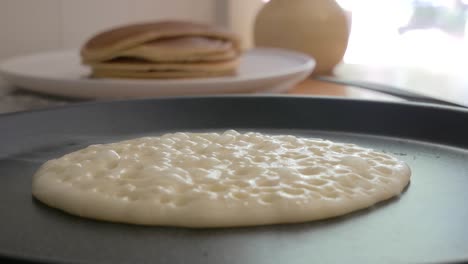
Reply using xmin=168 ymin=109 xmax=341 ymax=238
xmin=0 ymin=47 xmax=315 ymax=85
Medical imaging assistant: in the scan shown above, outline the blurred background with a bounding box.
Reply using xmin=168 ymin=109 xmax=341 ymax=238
xmin=1 ymin=0 xmax=467 ymax=103
xmin=338 ymin=0 xmax=468 ymax=74
xmin=0 ymin=0 xmax=222 ymax=60
xmin=2 ymin=0 xmax=467 ymax=70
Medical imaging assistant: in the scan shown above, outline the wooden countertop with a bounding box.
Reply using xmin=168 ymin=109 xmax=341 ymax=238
xmin=289 ymin=61 xmax=468 ymax=107
xmin=288 ymin=78 xmax=403 ymax=102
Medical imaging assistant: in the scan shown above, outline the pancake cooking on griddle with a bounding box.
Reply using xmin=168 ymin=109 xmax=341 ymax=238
xmin=32 ymin=131 xmax=411 ymax=227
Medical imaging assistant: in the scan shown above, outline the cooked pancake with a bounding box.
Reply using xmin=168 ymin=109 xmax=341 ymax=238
xmin=104 ymin=37 xmax=238 ymax=63
xmin=90 ymin=69 xmax=236 ymax=79
xmin=81 ymin=21 xmax=241 ymax=64
xmin=89 ymin=57 xmax=239 ymax=72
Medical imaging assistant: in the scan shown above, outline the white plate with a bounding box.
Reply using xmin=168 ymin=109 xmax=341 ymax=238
xmin=0 ymin=48 xmax=315 ymax=99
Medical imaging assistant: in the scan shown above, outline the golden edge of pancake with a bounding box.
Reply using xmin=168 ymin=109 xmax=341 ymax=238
xmin=80 ymin=21 xmax=241 ymax=64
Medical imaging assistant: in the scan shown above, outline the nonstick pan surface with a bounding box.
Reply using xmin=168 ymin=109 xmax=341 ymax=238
xmin=0 ymin=96 xmax=467 ymax=264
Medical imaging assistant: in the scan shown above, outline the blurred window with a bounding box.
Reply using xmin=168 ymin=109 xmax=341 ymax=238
xmin=337 ymin=0 xmax=468 ymax=75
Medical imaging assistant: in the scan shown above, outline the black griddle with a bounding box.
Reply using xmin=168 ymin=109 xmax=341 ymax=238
xmin=0 ymin=96 xmax=467 ymax=264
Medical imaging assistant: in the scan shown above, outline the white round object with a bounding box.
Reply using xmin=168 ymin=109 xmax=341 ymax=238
xmin=0 ymin=48 xmax=315 ymax=99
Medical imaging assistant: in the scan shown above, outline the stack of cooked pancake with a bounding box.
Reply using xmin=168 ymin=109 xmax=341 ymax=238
xmin=80 ymin=21 xmax=241 ymax=78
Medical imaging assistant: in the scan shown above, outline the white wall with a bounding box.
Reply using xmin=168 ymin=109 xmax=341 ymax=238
xmin=0 ymin=0 xmax=216 ymax=60
xmin=228 ymin=0 xmax=264 ymax=49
